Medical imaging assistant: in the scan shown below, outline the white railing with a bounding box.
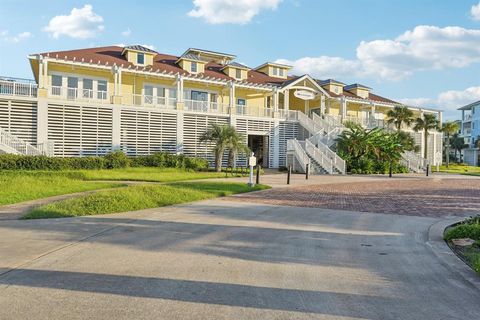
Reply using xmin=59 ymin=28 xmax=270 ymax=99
xmin=184 ymin=99 xmax=229 ymax=114
xmin=50 ymin=86 xmax=109 ymax=103
xmin=0 ymin=127 xmax=48 ymax=156
xmin=0 ymin=79 xmax=37 ymax=98
xmin=132 ymin=94 xmax=177 ymax=109
xmin=234 ymin=104 xmax=273 ymax=118
xmin=308 ymin=133 xmax=345 ymax=174
xmin=305 ymin=139 xmax=334 ymax=174
xmin=286 ymin=139 xmax=310 ymax=172
xmin=401 ymin=150 xmax=427 ymax=173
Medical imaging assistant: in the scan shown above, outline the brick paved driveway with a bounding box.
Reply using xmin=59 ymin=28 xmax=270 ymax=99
xmin=230 ymin=177 xmax=480 ymax=217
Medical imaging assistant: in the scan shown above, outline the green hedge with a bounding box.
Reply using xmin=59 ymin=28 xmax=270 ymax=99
xmin=0 ymin=151 xmax=209 ymax=171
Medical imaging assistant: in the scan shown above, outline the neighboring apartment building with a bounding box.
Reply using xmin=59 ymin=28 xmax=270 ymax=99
xmin=0 ymin=45 xmax=443 ymax=173
xmin=459 ymin=100 xmax=480 ymax=165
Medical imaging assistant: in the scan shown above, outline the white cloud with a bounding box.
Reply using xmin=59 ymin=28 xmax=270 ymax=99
xmin=399 ymin=86 xmax=480 ymax=119
xmin=276 ymin=56 xmax=361 ymax=79
xmin=278 ymin=25 xmax=480 ymax=81
xmin=471 ymin=2 xmax=480 ymax=21
xmin=44 ymin=4 xmax=104 ymax=39
xmin=121 ymin=28 xmax=131 ymax=37
xmin=1 ymin=31 xmax=31 ymax=43
xmin=188 ymin=0 xmax=281 ymax=24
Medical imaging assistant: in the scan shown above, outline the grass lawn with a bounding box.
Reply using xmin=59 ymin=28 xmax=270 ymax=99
xmin=444 ymin=216 xmax=480 ymax=273
xmin=76 ymin=167 xmax=243 ymax=182
xmin=23 ymin=182 xmax=270 ymax=219
xmin=439 ymin=164 xmax=480 ymax=175
xmin=0 ymin=171 xmax=123 ymax=206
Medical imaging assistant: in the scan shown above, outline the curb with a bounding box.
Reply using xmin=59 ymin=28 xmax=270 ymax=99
xmin=426 ymin=217 xmax=480 ymax=290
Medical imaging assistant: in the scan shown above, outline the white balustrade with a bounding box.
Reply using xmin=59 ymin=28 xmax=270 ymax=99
xmin=0 ymin=79 xmax=37 ymax=98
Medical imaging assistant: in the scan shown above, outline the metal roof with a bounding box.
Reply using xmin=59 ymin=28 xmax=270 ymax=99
xmin=123 ymin=45 xmax=157 ymax=54
xmin=458 ymin=100 xmax=480 ymax=110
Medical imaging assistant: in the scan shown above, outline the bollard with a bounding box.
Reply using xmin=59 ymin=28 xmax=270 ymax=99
xmin=389 ymin=161 xmax=393 ymax=178
xmin=306 ymin=163 xmax=309 ymax=180
xmin=256 ymin=165 xmax=261 ymax=184
xmin=287 ymin=165 xmax=292 ymax=185
xmin=426 ymin=164 xmax=430 ymax=177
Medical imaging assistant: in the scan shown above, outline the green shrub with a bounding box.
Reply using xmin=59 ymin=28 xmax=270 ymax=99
xmin=104 ymin=151 xmax=130 ymax=169
xmin=445 ymin=224 xmax=480 ymax=241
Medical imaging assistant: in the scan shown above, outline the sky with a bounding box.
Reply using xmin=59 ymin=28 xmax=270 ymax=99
xmin=1 ymin=0 xmax=480 ymax=120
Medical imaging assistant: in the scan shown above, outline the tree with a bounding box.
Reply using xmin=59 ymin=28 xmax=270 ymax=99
xmin=441 ymin=121 xmax=460 ymax=168
xmin=451 ymin=133 xmax=467 ymax=162
xmin=387 ymin=105 xmax=415 ymax=132
xmin=336 ymin=123 xmax=408 ymax=174
xmin=200 ymin=124 xmax=233 ymax=172
xmin=226 ymin=128 xmax=249 ymax=168
xmin=413 ymin=114 xmax=440 ymax=160
xmin=200 ymin=124 xmax=248 ymax=172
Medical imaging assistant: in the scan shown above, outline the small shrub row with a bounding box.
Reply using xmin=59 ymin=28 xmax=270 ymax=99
xmin=0 ymin=151 xmax=209 ymax=171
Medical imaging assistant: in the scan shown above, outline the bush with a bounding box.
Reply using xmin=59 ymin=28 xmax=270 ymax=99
xmin=104 ymin=151 xmax=130 ymax=169
xmin=0 ymin=152 xmax=209 ymax=171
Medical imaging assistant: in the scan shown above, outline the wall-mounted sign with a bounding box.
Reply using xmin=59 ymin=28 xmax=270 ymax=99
xmin=294 ymin=89 xmax=316 ymax=100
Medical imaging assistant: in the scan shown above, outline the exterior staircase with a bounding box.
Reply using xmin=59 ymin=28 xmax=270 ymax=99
xmin=286 ymin=110 xmax=429 ymax=174
xmin=286 ymin=111 xmax=346 ymax=174
xmin=0 ymin=127 xmax=52 ymax=156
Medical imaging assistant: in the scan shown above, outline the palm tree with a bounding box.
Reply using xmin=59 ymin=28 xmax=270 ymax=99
xmin=451 ymin=133 xmax=467 ymax=162
xmin=226 ymin=128 xmax=249 ymax=168
xmin=387 ymin=105 xmax=414 ymax=132
xmin=413 ymin=114 xmax=440 ymax=160
xmin=200 ymin=124 xmax=233 ymax=172
xmin=441 ymin=121 xmax=460 ymax=168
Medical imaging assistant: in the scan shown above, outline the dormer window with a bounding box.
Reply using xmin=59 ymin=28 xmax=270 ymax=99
xmin=191 ymin=61 xmax=198 ymax=73
xmin=235 ymin=69 xmax=242 ymax=79
xmin=137 ymin=53 xmax=145 ymax=65
xmin=122 ymin=45 xmax=157 ymax=67
xmin=254 ymin=62 xmax=291 ymax=79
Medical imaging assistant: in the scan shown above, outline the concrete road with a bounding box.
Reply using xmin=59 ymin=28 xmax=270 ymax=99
xmin=1 ymin=188 xmax=480 ymax=318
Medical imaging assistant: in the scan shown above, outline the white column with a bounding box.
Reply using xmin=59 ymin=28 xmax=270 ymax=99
xmin=176 ymin=112 xmax=184 ymax=154
xmin=320 ymin=95 xmax=326 ymax=114
xmin=438 ymin=111 xmax=442 ymax=125
xmin=272 ymin=119 xmax=280 ymax=168
xmin=273 ymin=89 xmax=279 ymax=112
xmin=117 ymin=67 xmax=122 ymax=95
xmin=340 ymin=97 xmax=347 ymax=119
xmin=229 ymin=81 xmax=235 ymax=114
xmin=284 ymin=89 xmax=289 ymax=112
xmin=370 ymin=103 xmax=375 ymax=118
xmin=36 ymin=99 xmax=48 ymax=145
xmin=327 ymin=98 xmax=331 ymax=114
xmin=420 ymin=109 xmax=425 ymax=157
xmin=112 ymin=107 xmax=121 ymax=150
xmin=177 ymin=75 xmax=184 ymax=102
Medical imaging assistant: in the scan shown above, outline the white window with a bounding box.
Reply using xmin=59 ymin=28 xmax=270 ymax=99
xmin=272 ymin=67 xmax=278 ymax=76
xmin=168 ymin=88 xmax=177 ymax=106
xmin=235 ymin=69 xmax=242 ymax=79
xmin=137 ymin=53 xmax=145 ymax=65
xmin=191 ymin=61 xmax=198 ymax=73
xmin=67 ymin=77 xmax=78 ymax=99
xmin=97 ymin=80 xmax=107 ymax=99
xmin=279 ymin=68 xmax=284 ymax=77
xmin=51 ymin=75 xmax=62 ymax=95
xmin=144 ymin=85 xmax=153 ymax=104
xmin=83 ymin=78 xmax=93 ymax=98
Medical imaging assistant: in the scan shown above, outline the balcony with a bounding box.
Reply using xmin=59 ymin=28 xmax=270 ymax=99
xmin=50 ymin=86 xmax=109 ymax=104
xmin=463 ymin=114 xmax=472 ymax=122
xmin=0 ymin=78 xmax=37 ymax=98
xmin=130 ymin=94 xmax=177 ymax=110
xmin=184 ymin=99 xmax=229 ymax=114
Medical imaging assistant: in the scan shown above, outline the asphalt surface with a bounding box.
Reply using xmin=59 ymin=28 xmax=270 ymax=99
xmin=0 ymin=176 xmax=479 ymax=319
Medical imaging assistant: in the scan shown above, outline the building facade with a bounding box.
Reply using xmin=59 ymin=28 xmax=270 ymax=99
xmin=459 ymin=101 xmax=480 ymax=165
xmin=0 ymin=45 xmax=443 ymax=172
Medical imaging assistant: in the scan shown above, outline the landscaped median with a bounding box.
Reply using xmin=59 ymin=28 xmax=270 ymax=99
xmin=439 ymin=164 xmax=480 ymax=176
xmin=23 ymin=182 xmax=269 ymax=219
xmin=444 ymin=216 xmax=480 ymax=273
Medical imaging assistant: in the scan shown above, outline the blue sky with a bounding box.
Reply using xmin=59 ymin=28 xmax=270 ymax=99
xmin=1 ymin=0 xmax=480 ymax=119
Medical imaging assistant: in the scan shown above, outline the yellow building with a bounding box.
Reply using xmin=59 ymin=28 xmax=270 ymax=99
xmin=0 ymin=45 xmax=443 ymax=173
